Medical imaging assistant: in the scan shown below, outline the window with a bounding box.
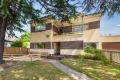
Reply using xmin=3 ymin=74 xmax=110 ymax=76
xmin=72 ymin=24 xmax=88 ymax=32
xmin=35 ymin=25 xmax=46 ymax=31
xmin=72 ymin=25 xmax=83 ymax=32
xmin=33 ymin=43 xmax=45 ymax=49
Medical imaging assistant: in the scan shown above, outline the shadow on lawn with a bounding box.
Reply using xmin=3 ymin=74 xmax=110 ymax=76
xmin=60 ymin=58 xmax=120 ymax=80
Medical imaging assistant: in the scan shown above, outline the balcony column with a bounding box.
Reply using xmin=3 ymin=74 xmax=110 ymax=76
xmin=50 ymin=20 xmax=54 ymax=55
xmin=97 ymin=42 xmax=102 ymax=49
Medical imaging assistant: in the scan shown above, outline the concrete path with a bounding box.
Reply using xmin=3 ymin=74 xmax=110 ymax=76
xmin=44 ymin=59 xmax=91 ymax=80
xmin=4 ymin=55 xmax=91 ymax=80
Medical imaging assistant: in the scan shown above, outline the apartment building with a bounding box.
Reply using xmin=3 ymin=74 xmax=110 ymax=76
xmin=30 ymin=14 xmax=120 ymax=55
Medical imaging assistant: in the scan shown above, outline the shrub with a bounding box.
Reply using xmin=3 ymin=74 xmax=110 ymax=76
xmin=83 ymin=53 xmax=94 ymax=59
xmin=84 ymin=46 xmax=110 ymax=64
xmin=11 ymin=40 xmax=22 ymax=47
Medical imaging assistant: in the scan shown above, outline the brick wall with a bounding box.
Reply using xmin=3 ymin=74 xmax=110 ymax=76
xmin=43 ymin=41 xmax=83 ymax=49
xmin=60 ymin=41 xmax=83 ymax=49
xmin=102 ymin=42 xmax=120 ymax=50
xmin=88 ymin=21 xmax=100 ymax=30
xmin=44 ymin=42 xmax=52 ymax=49
xmin=32 ymin=41 xmax=83 ymax=49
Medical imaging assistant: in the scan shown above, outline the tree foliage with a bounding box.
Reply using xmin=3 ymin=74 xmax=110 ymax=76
xmin=0 ymin=0 xmax=77 ymax=36
xmin=11 ymin=40 xmax=22 ymax=47
xmin=11 ymin=32 xmax=30 ymax=48
xmin=82 ymin=0 xmax=120 ymax=16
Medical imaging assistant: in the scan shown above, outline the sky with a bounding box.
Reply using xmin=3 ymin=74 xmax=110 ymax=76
xmin=100 ymin=14 xmax=120 ymax=36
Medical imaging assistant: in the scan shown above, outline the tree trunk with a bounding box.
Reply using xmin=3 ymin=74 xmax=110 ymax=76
xmin=0 ymin=17 xmax=7 ymax=64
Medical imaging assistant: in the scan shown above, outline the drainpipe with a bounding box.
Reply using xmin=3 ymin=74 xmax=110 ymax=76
xmin=50 ymin=20 xmax=53 ymax=56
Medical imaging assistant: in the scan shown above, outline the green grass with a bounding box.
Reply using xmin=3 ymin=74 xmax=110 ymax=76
xmin=60 ymin=58 xmax=120 ymax=80
xmin=0 ymin=61 xmax=74 ymax=80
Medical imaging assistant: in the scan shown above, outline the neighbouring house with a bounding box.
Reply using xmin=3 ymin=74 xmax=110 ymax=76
xmin=30 ymin=14 xmax=120 ymax=55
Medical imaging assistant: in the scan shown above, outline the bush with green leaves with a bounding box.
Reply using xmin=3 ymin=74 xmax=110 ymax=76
xmin=11 ymin=32 xmax=30 ymax=48
xmin=84 ymin=46 xmax=110 ymax=64
xmin=11 ymin=40 xmax=22 ymax=47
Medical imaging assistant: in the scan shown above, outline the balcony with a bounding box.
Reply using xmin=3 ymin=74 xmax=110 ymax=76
xmin=30 ymin=30 xmax=52 ymax=43
xmin=53 ymin=32 xmax=83 ymax=42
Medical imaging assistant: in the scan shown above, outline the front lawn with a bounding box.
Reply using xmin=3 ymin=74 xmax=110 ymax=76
xmin=60 ymin=58 xmax=120 ymax=80
xmin=0 ymin=61 xmax=74 ymax=80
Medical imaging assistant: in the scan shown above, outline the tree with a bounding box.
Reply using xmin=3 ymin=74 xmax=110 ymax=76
xmin=0 ymin=0 xmax=77 ymax=64
xmin=11 ymin=32 xmax=30 ymax=48
xmin=20 ymin=32 xmax=30 ymax=48
xmin=11 ymin=40 xmax=22 ymax=47
xmin=81 ymin=0 xmax=120 ymax=16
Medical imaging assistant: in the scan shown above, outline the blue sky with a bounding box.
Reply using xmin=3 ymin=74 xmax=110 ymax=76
xmin=100 ymin=14 xmax=120 ymax=36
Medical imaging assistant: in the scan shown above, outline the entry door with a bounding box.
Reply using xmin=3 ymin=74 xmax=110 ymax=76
xmin=54 ymin=42 xmax=60 ymax=55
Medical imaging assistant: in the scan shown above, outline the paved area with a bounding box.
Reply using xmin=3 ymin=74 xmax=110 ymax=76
xmin=3 ymin=55 xmax=91 ymax=80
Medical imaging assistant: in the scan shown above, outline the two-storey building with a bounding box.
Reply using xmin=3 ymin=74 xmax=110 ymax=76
xmin=30 ymin=14 xmax=120 ymax=55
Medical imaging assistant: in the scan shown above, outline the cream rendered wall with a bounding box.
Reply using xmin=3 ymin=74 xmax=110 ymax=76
xmin=100 ymin=36 xmax=120 ymax=42
xmin=30 ymin=30 xmax=57 ymax=43
xmin=30 ymin=30 xmax=84 ymax=42
xmin=30 ymin=49 xmax=54 ymax=54
xmin=53 ymin=33 xmax=83 ymax=42
xmin=60 ymin=49 xmax=83 ymax=55
xmin=83 ymin=29 xmax=120 ymax=49
xmin=83 ymin=29 xmax=101 ymax=42
xmin=30 ymin=30 xmax=51 ymax=43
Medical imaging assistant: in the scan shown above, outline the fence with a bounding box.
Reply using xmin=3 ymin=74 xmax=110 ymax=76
xmin=103 ymin=50 xmax=120 ymax=64
xmin=4 ymin=47 xmax=29 ymax=54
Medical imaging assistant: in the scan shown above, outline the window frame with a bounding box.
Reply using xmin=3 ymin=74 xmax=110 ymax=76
xmin=72 ymin=24 xmax=88 ymax=32
xmin=35 ymin=24 xmax=46 ymax=32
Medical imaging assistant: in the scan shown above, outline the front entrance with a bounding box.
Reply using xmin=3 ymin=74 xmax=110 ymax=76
xmin=54 ymin=42 xmax=60 ymax=55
